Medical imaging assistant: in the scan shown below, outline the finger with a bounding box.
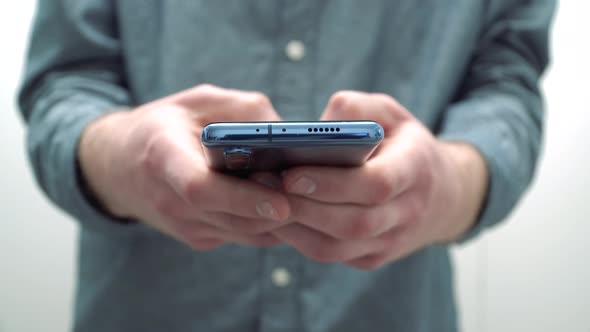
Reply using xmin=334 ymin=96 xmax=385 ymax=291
xmin=151 ymin=194 xmax=290 ymax=235
xmin=180 ymin=221 xmax=282 ymax=248
xmin=162 ymin=147 xmax=291 ymax=222
xmin=272 ymin=223 xmax=382 ymax=263
xmin=282 ymin=154 xmax=415 ymax=205
xmin=140 ymin=214 xmax=228 ymax=251
xmin=286 ymin=195 xmax=399 ymax=241
xmin=152 ymin=172 xmax=290 ymax=234
xmin=321 ymin=91 xmax=412 ymax=133
xmin=345 ymin=224 xmax=415 ymax=270
xmin=249 ymin=172 xmax=284 ymax=190
xmin=199 ymin=211 xmax=291 ymax=235
xmin=154 ymin=212 xmax=282 ymax=250
xmin=185 ymin=238 xmax=226 ymax=251
xmin=172 ymin=84 xmax=283 ymax=122
xmin=345 ymin=253 xmax=389 ymax=270
xmin=197 ymin=227 xmax=282 ymax=248
xmin=142 ymin=124 xmax=291 ymax=222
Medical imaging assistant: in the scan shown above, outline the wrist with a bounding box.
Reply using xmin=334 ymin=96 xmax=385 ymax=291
xmin=78 ymin=110 xmax=131 ymax=218
xmin=437 ymin=141 xmax=489 ymax=242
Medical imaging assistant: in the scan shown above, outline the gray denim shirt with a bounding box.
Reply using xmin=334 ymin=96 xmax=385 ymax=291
xmin=18 ymin=1 xmax=554 ymax=331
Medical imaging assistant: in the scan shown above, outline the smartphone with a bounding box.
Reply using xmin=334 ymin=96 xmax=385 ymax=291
xmin=201 ymin=121 xmax=384 ymax=173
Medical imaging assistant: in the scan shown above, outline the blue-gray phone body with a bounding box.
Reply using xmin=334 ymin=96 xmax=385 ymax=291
xmin=201 ymin=121 xmax=384 ymax=172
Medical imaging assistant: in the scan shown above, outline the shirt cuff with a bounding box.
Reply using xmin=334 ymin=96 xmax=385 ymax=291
xmin=437 ymin=97 xmax=534 ymax=243
xmin=35 ymin=97 xmax=147 ymax=237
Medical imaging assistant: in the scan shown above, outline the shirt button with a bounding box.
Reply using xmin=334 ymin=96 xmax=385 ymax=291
xmin=285 ymin=40 xmax=305 ymax=62
xmin=271 ymin=267 xmax=291 ymax=287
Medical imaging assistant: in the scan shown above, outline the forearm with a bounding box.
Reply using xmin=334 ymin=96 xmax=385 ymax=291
xmin=17 ymin=1 xmax=143 ymax=234
xmin=437 ymin=91 xmax=544 ymax=243
xmin=434 ymin=1 xmax=553 ymax=241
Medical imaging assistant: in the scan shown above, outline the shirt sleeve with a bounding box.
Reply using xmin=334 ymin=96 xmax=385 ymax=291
xmin=437 ymin=0 xmax=556 ymax=242
xmin=18 ymin=1 xmax=143 ymax=236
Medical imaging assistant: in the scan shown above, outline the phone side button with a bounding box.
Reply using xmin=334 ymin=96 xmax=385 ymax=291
xmin=224 ymin=147 xmax=253 ymax=171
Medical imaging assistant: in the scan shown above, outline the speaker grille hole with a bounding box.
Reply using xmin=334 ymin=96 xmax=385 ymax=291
xmin=256 ymin=129 xmax=260 ymax=132
xmin=336 ymin=128 xmax=340 ymax=132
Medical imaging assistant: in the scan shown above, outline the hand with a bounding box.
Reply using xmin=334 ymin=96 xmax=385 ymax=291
xmin=78 ymin=85 xmax=291 ymax=249
xmin=272 ymin=91 xmax=488 ymax=269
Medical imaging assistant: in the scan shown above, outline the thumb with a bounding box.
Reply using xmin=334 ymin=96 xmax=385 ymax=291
xmin=173 ymin=84 xmax=283 ymax=122
xmin=321 ymin=91 xmax=410 ymax=133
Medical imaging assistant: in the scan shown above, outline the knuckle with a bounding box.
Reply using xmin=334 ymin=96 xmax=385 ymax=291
xmin=222 ymin=214 xmax=244 ymax=232
xmin=328 ymin=91 xmax=349 ymax=107
xmin=185 ymin=84 xmax=217 ymax=103
xmin=349 ymin=255 xmax=385 ymax=270
xmin=224 ymin=185 xmax=252 ymax=216
xmin=250 ymin=234 xmax=280 ymax=247
xmin=354 ymin=210 xmax=383 ymax=240
xmin=403 ymin=196 xmax=426 ymax=225
xmin=183 ymin=224 xmax=224 ymax=250
xmin=180 ymin=176 xmax=206 ymax=203
xmin=188 ymin=238 xmax=222 ymax=251
xmin=328 ymin=91 xmax=363 ymax=117
xmin=139 ymin=133 xmax=169 ymax=176
xmin=373 ymin=93 xmax=397 ymax=108
xmin=344 ymin=210 xmax=382 ymax=240
xmin=415 ymin=150 xmax=435 ymax=190
xmin=152 ymin=197 xmax=177 ymax=218
xmin=180 ymin=84 xmax=225 ymax=107
xmin=227 ymin=216 xmax=268 ymax=235
xmin=248 ymin=221 xmax=276 ymax=234
xmin=173 ymin=84 xmax=225 ymax=110
xmin=371 ymin=92 xmax=393 ymax=100
xmin=220 ymin=210 xmax=276 ymax=234
xmin=306 ymin=243 xmax=341 ymax=263
xmin=372 ymin=93 xmax=409 ymax=117
xmin=192 ymin=84 xmax=218 ymax=95
xmin=368 ymin=172 xmax=396 ymax=204
xmin=245 ymin=92 xmax=272 ymax=112
xmin=187 ymin=239 xmax=206 ymax=250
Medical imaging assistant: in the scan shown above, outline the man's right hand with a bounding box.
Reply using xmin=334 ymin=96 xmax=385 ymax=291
xmin=78 ymin=85 xmax=291 ymax=250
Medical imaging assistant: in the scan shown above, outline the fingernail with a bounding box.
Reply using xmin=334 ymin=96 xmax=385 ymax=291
xmin=257 ymin=201 xmax=279 ymax=220
xmin=289 ymin=176 xmax=316 ymax=195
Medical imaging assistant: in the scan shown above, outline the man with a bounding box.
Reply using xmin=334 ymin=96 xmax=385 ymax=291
xmin=18 ymin=1 xmax=554 ymax=331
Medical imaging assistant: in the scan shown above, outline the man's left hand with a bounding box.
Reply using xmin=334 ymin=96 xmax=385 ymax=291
xmin=272 ymin=91 xmax=489 ymax=269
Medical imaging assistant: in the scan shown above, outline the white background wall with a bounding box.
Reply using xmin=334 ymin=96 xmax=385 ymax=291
xmin=0 ymin=2 xmax=588 ymax=332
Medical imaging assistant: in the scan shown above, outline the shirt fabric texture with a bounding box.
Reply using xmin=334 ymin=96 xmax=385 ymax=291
xmin=18 ymin=1 xmax=554 ymax=331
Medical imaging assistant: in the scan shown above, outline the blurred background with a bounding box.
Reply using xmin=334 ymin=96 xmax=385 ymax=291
xmin=1 ymin=2 xmax=588 ymax=331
